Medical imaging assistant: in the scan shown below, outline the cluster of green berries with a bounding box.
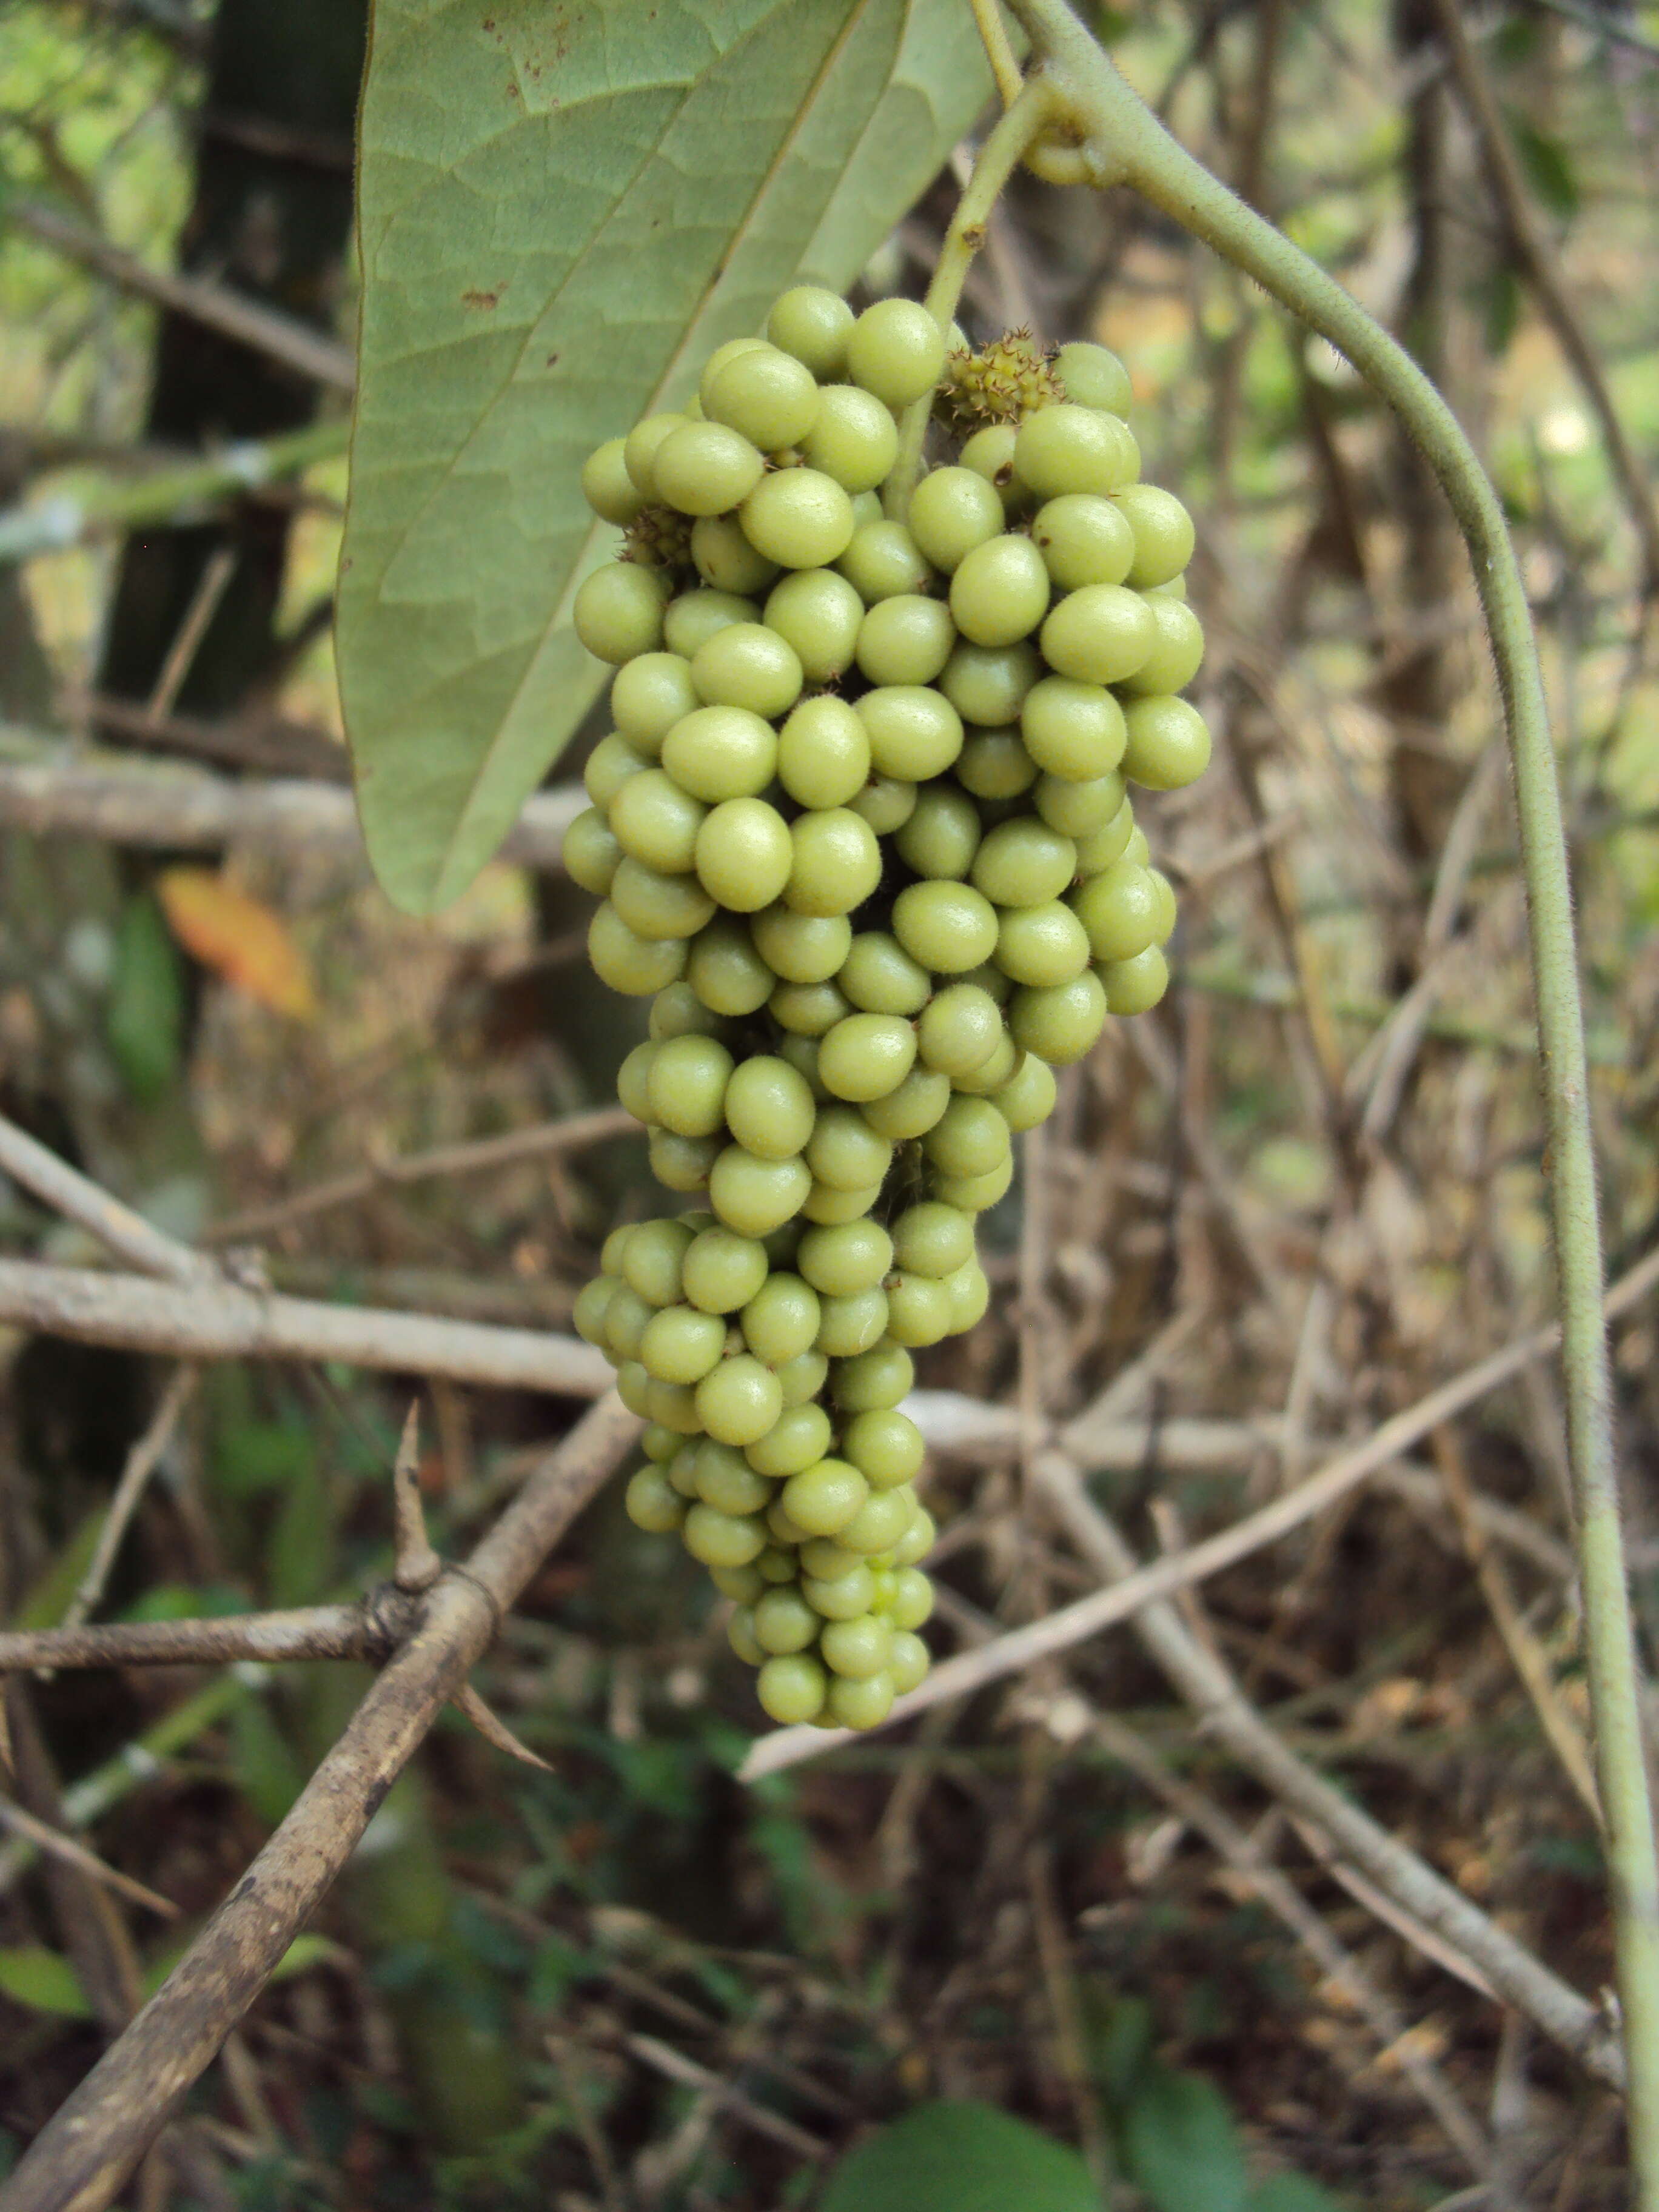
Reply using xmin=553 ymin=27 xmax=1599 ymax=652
xmin=563 ymin=285 xmax=1207 ymax=1732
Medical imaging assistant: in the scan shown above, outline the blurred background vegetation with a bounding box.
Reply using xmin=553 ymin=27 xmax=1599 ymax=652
xmin=1 ymin=1 xmax=1658 ymax=2205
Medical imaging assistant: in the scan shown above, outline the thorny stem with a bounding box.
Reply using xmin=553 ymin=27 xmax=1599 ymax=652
xmin=883 ymin=76 xmax=1057 ymax=522
xmin=995 ymin=0 xmax=1659 ymax=2188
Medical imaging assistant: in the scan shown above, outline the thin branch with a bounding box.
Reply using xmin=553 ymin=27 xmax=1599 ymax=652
xmin=0 ymin=421 xmax=349 ymax=564
xmin=206 ymin=1102 xmax=635 ymax=1246
xmin=0 ymin=1112 xmax=212 ymax=1285
xmin=8 ymin=201 xmax=356 ymax=396
xmin=0 ymin=1391 xmax=640 ymax=2212
xmin=0 ymin=1603 xmax=403 ymax=1678
xmin=0 ymin=739 xmax=581 ymax=873
xmin=1428 ymin=0 xmax=1659 ymax=595
xmin=0 ymin=1803 xmax=176 ymax=1923
xmin=62 ymin=1366 xmax=199 ymax=1633
xmin=0 ymin=1261 xmax=614 ymax=1400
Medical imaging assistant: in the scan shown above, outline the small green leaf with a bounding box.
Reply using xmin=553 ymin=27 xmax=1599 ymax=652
xmin=1121 ymin=2066 xmax=1250 ymax=2212
xmin=106 ymin=893 xmax=184 ymax=1105
xmin=1507 ymin=112 xmax=1580 ymax=221
xmin=340 ymin=0 xmax=991 ymax=912
xmin=819 ymin=2100 xmax=1101 ymax=2212
xmin=0 ymin=1946 xmax=92 ymax=2019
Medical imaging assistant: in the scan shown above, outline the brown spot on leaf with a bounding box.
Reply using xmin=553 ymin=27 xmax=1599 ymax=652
xmin=461 ymin=286 xmax=503 ymax=310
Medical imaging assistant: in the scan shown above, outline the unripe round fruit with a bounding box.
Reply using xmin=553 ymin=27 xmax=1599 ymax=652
xmin=688 ymin=917 xmax=774 ymax=1016
xmin=1031 ymin=492 xmax=1135 ymax=589
xmin=857 ymin=685 xmax=964 ymax=782
xmin=916 ymin=982 xmax=1002 ymax=1078
xmin=994 ymin=901 xmax=1091 ymax=988
xmin=690 ymin=512 xmax=780 ymax=597
xmin=826 ymin=1671 xmax=896 ymax=1729
xmin=767 ymin=284 xmax=855 ymax=378
xmin=922 ymin=1094 xmax=1011 ymax=1179
xmin=753 ymin=1586 xmax=820 ymax=1656
xmin=785 ymin=808 xmax=882 ymax=916
xmin=609 ymin=770 xmax=705 ymax=874
xmin=907 ymin=466 xmax=1005 ymax=572
xmin=620 ymin=1216 xmax=694 ymax=1304
xmin=610 ymin=856 xmax=716 ymax=941
xmin=817 ymin=1013 xmax=917 ymax=1102
xmin=799 ymin=1217 xmax=894 ymax=1298
xmin=1113 ymin=483 xmax=1195 ymax=587
xmin=661 ymin=703 xmax=777 ymax=802
xmin=1009 ymin=968 xmax=1108 ymax=1064
xmin=1034 ymin=768 xmax=1125 ymax=839
xmin=782 ymin=1456 xmax=868 ymax=1535
xmin=802 ymin=383 xmax=900 ymax=492
xmin=588 ymin=902 xmax=687 ymax=994
xmin=626 ymin=1465 xmax=686 ymax=1533
xmin=690 ymin=621 xmax=803 ymax=719
xmin=851 ymin=774 xmax=918 ymax=834
xmin=831 ymin=1338 xmax=914 ymax=1412
xmin=583 ymin=435 xmax=647 ymax=524
xmin=1121 ymin=695 xmax=1212 ymax=789
xmin=949 ymin=533 xmax=1051 ymax=648
xmin=583 ymin=731 xmax=649 ymax=809
xmin=803 ymin=1563 xmax=877 ymax=1619
xmin=751 ymin=903 xmax=853 ymax=985
xmin=1101 ymin=942 xmax=1170 ymax=1014
xmin=896 ymin=784 xmax=980 ymax=880
xmin=890 ymin=1629 xmax=930 ymax=1695
xmin=697 ymin=336 xmax=769 ymax=409
xmin=885 ymin=1270 xmax=954 ymax=1347
xmin=1053 ymin=340 xmax=1133 ymax=415
xmin=683 ymin=1225 xmax=769 ymax=1314
xmin=805 ymin=1102 xmax=894 ymax=1191
xmin=611 ymin=651 xmax=700 ymax=749
xmin=815 ymin=1285 xmax=890 ymax=1356
xmin=640 ymin=1302 xmax=728 ymax=1384
xmin=683 ymin=1501 xmax=766 ymax=1567
xmin=740 ymin=1273 xmax=823 ymax=1369
xmin=724 ymin=1053 xmax=816 ymax=1160
xmin=971 ymin=817 xmax=1078 ymax=907
xmin=704 ymin=343 xmax=820 ymax=451
xmin=756 ymin=1652 xmax=828 ymax=1723
xmin=574 ymin=563 xmax=667 ymax=662
xmin=746 ymin=1398 xmax=833 ymax=1475
xmin=695 ymin=1354 xmax=785 ymax=1445
xmin=1039 ymin=585 xmax=1156 ymax=687
xmin=955 ymin=726 xmax=1037 ymax=800
xmin=694 ymin=797 xmax=794 ymax=911
xmin=837 ymin=520 xmax=935 ymax=603
xmin=1013 ymin=403 xmax=1136 ymax=499
xmin=991 ymin=1050 xmax=1057 ymax=1131
xmin=960 ymin=421 xmax=1021 ymax=506
xmin=860 ymin=1065 xmax=951 ymax=1141
xmin=846 ymin=297 xmax=946 ymax=406
xmin=856 ymin=595 xmax=956 ymax=688
xmin=652 ymin=421 xmax=765 ymax=515
xmin=891 ymin=1201 xmax=976 ymax=1279
xmin=740 ymin=468 xmax=856 ymax=568
xmin=892 ymin=880 xmax=1000 ymax=973
xmin=1071 ymin=859 xmax=1162 ymax=964
xmin=763 ymin=568 xmax=863 ymax=682
xmin=708 ymin=1146 xmax=811 ymax=1238
xmin=623 ymin=411 xmax=691 ymax=497
xmin=664 ymin=588 xmax=759 ymax=659
xmin=1121 ymin=597 xmax=1204 ymax=696
xmin=820 ymin=1614 xmax=893 ymax=1680
xmin=563 ymin=806 xmax=621 ymax=896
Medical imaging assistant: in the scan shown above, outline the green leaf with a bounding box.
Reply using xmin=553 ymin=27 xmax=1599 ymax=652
xmin=819 ymin=2100 xmax=1101 ymax=2212
xmin=1248 ymin=2176 xmax=1352 ymax=2212
xmin=1121 ymin=2066 xmax=1250 ymax=2212
xmin=106 ymin=893 xmax=184 ymax=1105
xmin=1507 ymin=111 xmax=1580 ymax=222
xmin=0 ymin=1946 xmax=92 ymax=2019
xmin=340 ymin=0 xmax=991 ymax=913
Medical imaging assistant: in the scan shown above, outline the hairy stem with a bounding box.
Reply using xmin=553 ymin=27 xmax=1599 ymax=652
xmin=883 ymin=76 xmax=1057 ymax=522
xmin=997 ymin=0 xmax=1658 ymax=2185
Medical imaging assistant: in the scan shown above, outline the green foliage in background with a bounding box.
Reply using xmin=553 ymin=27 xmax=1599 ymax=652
xmin=338 ymin=0 xmax=991 ymax=913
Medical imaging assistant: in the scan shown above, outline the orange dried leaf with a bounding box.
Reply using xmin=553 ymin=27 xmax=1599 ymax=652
xmin=156 ymin=869 xmax=316 ymax=1020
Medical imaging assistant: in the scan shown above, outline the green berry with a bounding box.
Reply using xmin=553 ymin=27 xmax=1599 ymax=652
xmin=817 ymin=1012 xmax=918 ymax=1102
xmin=837 ymin=519 xmax=936 ymax=604
xmin=922 ymin=1094 xmax=1011 ymax=1179
xmin=763 ymin=568 xmax=863 ymax=682
xmin=889 ymin=1630 xmax=930 ymax=1694
xmin=695 ymin=1439 xmax=774 ymax=1515
xmin=1039 ymin=585 xmax=1155 ymax=687
xmin=1071 ymin=859 xmax=1162 ymax=964
xmin=690 ymin=512 xmax=780 ymax=596
xmin=995 ymin=901 xmax=1091 ymax=987
xmin=820 ymin=1614 xmax=893 ymax=1680
xmin=646 ymin=1032 xmax=732 ymax=1136
xmin=907 ymin=466 xmax=1005 ymax=572
xmin=842 ymin=1406 xmax=927 ymax=1487
xmin=583 ymin=731 xmax=649 ymax=810
xmin=1053 ymin=340 xmax=1133 ymax=415
xmin=781 ymin=1456 xmax=868 ymax=1535
xmin=563 ymin=806 xmax=622 ymax=897
xmin=837 ymin=1483 xmax=919 ymax=1554
xmin=588 ymin=902 xmax=687 ymax=994
xmin=1121 ymin=597 xmax=1203 ymax=697
xmin=704 ymin=343 xmax=820 ymax=451
xmin=751 ymin=902 xmax=854 ymax=985
xmin=640 ymin=1302 xmax=728 ymax=1384
xmin=1100 ymin=943 xmax=1170 ymax=1014
xmin=804 ymin=1177 xmax=884 ymax=1225
xmin=892 ymin=879 xmax=999 ymax=973
xmin=831 ymin=1339 xmax=915 ymax=1412
xmin=891 ymin=1201 xmax=975 ymax=1279
xmin=959 ymin=421 xmax=1021 ymax=508
xmin=610 ymin=855 xmax=716 ymax=941
xmin=856 ymin=595 xmax=956 ymax=687
xmin=784 ymin=808 xmax=882 ymax=917
xmin=916 ymin=982 xmax=1003 ymax=1077
xmin=1013 ymin=403 xmax=1137 ymax=499
xmin=609 ymin=768 xmax=707 ymax=874
xmin=1121 ymin=695 xmax=1211 ymax=789
xmin=741 ymin=468 xmax=856 ymax=568
xmin=860 ymin=1064 xmax=951 ymax=1141
xmin=695 ymin=1353 xmax=786 ymax=1445
xmin=683 ymin=1225 xmax=769 ymax=1314
xmin=709 ymin=1146 xmax=811 ymax=1238
xmin=626 ymin=1465 xmax=686 ymax=1533
xmin=991 ymin=1050 xmax=1057 ymax=1131
xmin=694 ymin=797 xmax=794 ymax=911
xmin=690 ymin=622 xmax=803 ymax=718
xmin=611 ymin=651 xmax=700 ymax=750
xmin=1034 ymin=768 xmax=1125 ymax=839
xmin=663 ymin=588 xmax=759 ymax=659
xmin=756 ymin=1652 xmax=828 ymax=1723
xmin=746 ymin=1398 xmax=833 ymax=1476
xmin=799 ymin=1217 xmax=894 ymax=1297
xmin=767 ymin=284 xmax=855 ymax=378
xmin=804 ymin=1102 xmax=894 ymax=1191
xmin=948 ymin=533 xmax=1050 ymax=648
xmin=954 ymin=726 xmax=1037 ymax=800
xmin=1009 ymin=969 xmax=1108 ymax=1064
xmin=1113 ymin=483 xmax=1195 ymax=587
xmin=895 ymin=784 xmax=981 ymax=880
xmin=686 ymin=916 xmax=775 ymax=1016
xmin=931 ymin=1156 xmax=1014 ymax=1212
xmin=740 ymin=1273 xmax=824 ymax=1369
xmin=839 ymin=931 xmax=931 ymax=1017
xmin=777 ymin=694 xmax=871 ymax=809
xmin=803 ymin=1562 xmax=877 ymax=1618
xmin=574 ymin=1276 xmax=617 ymax=1347
xmin=771 ymin=978 xmax=853 ymax=1036
xmin=652 ymin=420 xmax=765 ymax=515
xmin=649 ymin=1128 xmax=720 ymax=1191
xmin=574 ymin=562 xmax=668 ymax=662
xmin=939 ymin=639 xmax=1041 ymax=727
xmin=883 ymin=1270 xmax=955 ymax=1347
xmin=802 ymin=383 xmax=900 ymax=492
xmin=623 ymin=412 xmax=691 ymax=497
xmin=582 ymin=435 xmax=647 ymax=525
xmin=826 ymin=1671 xmax=896 ymax=1730
xmin=849 ymin=775 xmax=917 ymax=834
xmin=970 ymin=816 xmax=1078 ymax=907
xmin=661 ymin=703 xmax=777 ymax=802
xmin=846 ymin=298 xmax=945 ymax=407
xmin=815 ymin=1286 xmax=891 ymax=1357
xmin=857 ymin=686 xmax=964 ymax=781
xmin=753 ymin=1586 xmax=820 ymax=1656
xmin=620 ymin=1216 xmax=693 ymax=1304
xmin=1031 ymin=492 xmax=1135 ymax=589
xmin=724 ymin=1053 xmax=817 ymax=1160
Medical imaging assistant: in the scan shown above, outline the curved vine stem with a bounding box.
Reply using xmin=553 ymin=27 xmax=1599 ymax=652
xmin=883 ymin=76 xmax=1058 ymax=522
xmin=991 ymin=0 xmax=1659 ymax=2188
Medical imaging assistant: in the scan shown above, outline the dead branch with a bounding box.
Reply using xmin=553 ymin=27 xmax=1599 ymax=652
xmin=0 ymin=1391 xmax=640 ymax=2212
xmin=0 ymin=1602 xmax=401 ymax=1677
xmin=9 ymin=200 xmax=356 ymax=394
xmin=0 ymin=1260 xmax=613 ymax=1399
xmin=0 ymin=1114 xmax=212 ymax=1285
xmin=0 ymin=740 xmax=582 ymax=873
